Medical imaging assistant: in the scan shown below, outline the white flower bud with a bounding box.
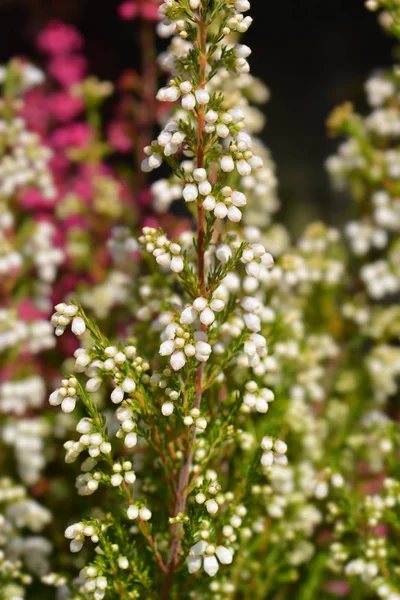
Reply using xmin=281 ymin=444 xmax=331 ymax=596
xmin=124 ymin=432 xmax=138 ymax=448
xmin=221 ymin=155 xmax=235 ymax=172
xmin=203 ymin=195 xmax=216 ymax=210
xmin=149 ymin=154 xmax=162 ymax=169
xmin=203 ymin=555 xmax=219 ymax=576
xmin=71 ymin=317 xmax=86 ymax=336
xmin=214 ymin=202 xmax=228 ymax=219
xmin=111 ymin=387 xmax=124 ymax=404
xmin=193 ymin=297 xmax=208 ymax=311
xmin=232 ymin=190 xmax=247 ymax=206
xmin=193 ymin=168 xmax=207 ymax=181
xmin=261 ymin=252 xmax=274 ymax=268
xmin=86 ymin=377 xmax=101 ymax=392
xmin=235 ymin=0 xmax=250 ymax=12
xmin=205 ymin=110 xmax=218 ymax=123
xmin=182 ymin=93 xmax=196 ymax=110
xmin=122 ymin=378 xmax=136 ymax=393
xmin=246 ymin=262 xmax=260 ymax=277
xmin=139 ymin=507 xmax=152 ymax=521
xmin=171 ymin=256 xmax=184 ymax=273
xmin=183 ymin=183 xmax=198 ymax=202
xmin=200 ymin=307 xmax=215 ymax=326
xmin=216 ymin=123 xmax=230 ymax=138
xmin=210 ymin=298 xmax=225 ymax=312
xmin=61 ymin=397 xmax=76 ymax=413
xmin=111 ymin=474 xmax=123 ymax=487
xmin=170 ymin=351 xmax=186 ymax=371
xmin=195 ymin=88 xmax=210 ymax=104
xmin=162 ymin=402 xmax=174 ymax=416
xmin=49 ymin=389 xmax=62 ymax=406
xmin=118 ymin=557 xmax=129 ymax=569
xmin=206 ymin=499 xmax=219 ymax=514
xmin=234 ymin=44 xmax=252 ymax=58
xmin=198 ymin=180 xmax=212 ymax=196
xmin=127 ymin=505 xmax=139 ymax=520
xmin=274 ymin=439 xmax=287 ymax=454
xmin=180 ymin=306 xmax=197 ymax=324
xmin=261 ymin=452 xmax=274 ymax=467
xmin=164 ymin=86 xmax=180 ymax=102
xmin=70 ymin=539 xmax=83 ymax=553
xmin=216 ymin=244 xmax=232 ymax=263
xmin=180 ymin=81 xmax=193 ymax=93
xmin=227 ymin=205 xmax=242 ymax=222
xmin=236 ymin=159 xmax=251 ymax=176
xmin=216 ymin=546 xmax=233 ymax=565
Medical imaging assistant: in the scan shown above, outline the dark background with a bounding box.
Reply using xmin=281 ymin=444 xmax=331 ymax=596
xmin=0 ymin=0 xmax=395 ymax=231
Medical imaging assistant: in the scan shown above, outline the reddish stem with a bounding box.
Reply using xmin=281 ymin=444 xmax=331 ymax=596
xmin=161 ymin=12 xmax=208 ymax=599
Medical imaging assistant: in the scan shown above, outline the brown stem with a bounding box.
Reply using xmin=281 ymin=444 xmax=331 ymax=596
xmin=161 ymin=11 xmax=208 ymax=600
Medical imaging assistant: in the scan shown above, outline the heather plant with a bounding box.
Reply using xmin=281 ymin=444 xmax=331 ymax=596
xmin=44 ymin=0 xmax=400 ymax=598
xmin=2 ymin=1 xmax=400 ymax=600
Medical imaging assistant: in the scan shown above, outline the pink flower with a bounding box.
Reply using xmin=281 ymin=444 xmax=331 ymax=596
xmin=48 ymin=54 xmax=87 ymax=87
xmin=18 ymin=299 xmax=46 ymax=321
xmin=37 ymin=21 xmax=83 ymax=55
xmin=20 ymin=188 xmax=57 ymax=210
xmin=144 ymin=217 xmax=159 ymax=229
xmin=47 ymin=91 xmax=83 ymax=123
xmin=107 ymin=121 xmax=132 ymax=153
xmin=118 ymin=1 xmax=160 ymax=22
xmin=50 ymin=153 xmax=70 ymax=182
xmin=324 ymin=581 xmax=350 ymax=597
xmin=20 ymin=88 xmax=50 ymax=135
xmin=51 ymin=123 xmax=92 ymax=149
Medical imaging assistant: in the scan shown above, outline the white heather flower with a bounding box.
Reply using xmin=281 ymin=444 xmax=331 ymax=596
xmin=170 ymin=351 xmax=186 ymax=371
xmin=236 ymin=0 xmax=251 ymax=12
xmin=216 ymin=244 xmax=233 ymax=263
xmin=162 ymin=401 xmax=174 ymax=416
xmin=72 ymin=316 xmax=85 ymax=336
xmin=127 ymin=505 xmax=139 ymax=520
xmin=139 ymin=507 xmax=152 ymax=521
xmin=205 ymin=499 xmax=219 ymax=514
xmin=182 ymin=93 xmax=196 ymax=110
xmin=118 ymin=557 xmax=129 ymax=569
xmin=215 ymin=203 xmax=228 ymax=219
xmin=193 ymin=168 xmax=207 ymax=181
xmin=203 ymin=195 xmax=216 ymax=210
xmin=195 ymin=88 xmax=210 ymax=105
xmin=111 ymin=387 xmax=124 ymax=404
xmin=187 ymin=541 xmax=233 ymax=576
xmin=237 ymin=159 xmax=252 ymax=176
xmin=122 ymin=378 xmax=136 ymax=393
xmin=221 ymin=155 xmax=235 ymax=172
xmin=111 ymin=474 xmax=123 ymax=487
xmin=183 ymin=183 xmax=199 ymax=202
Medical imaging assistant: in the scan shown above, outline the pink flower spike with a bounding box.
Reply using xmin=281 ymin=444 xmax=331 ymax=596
xmin=119 ymin=1 xmax=139 ymax=20
xmin=48 ymin=55 xmax=87 ymax=87
xmin=47 ymin=91 xmax=84 ymax=123
xmin=107 ymin=121 xmax=132 ymax=153
xmin=37 ymin=21 xmax=84 ymax=55
xmin=51 ymin=123 xmax=92 ymax=149
xmin=140 ymin=4 xmax=160 ymax=21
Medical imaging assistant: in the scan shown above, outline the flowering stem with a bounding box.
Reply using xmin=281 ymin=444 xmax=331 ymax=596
xmin=161 ymin=11 xmax=208 ymax=599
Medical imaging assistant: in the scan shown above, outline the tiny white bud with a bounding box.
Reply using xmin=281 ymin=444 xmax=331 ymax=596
xmin=71 ymin=317 xmax=86 ymax=336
